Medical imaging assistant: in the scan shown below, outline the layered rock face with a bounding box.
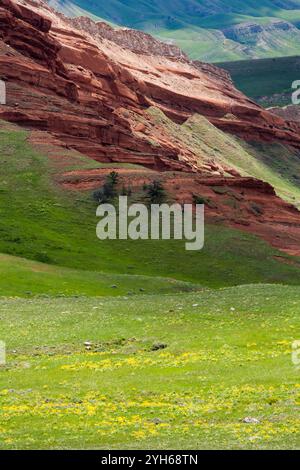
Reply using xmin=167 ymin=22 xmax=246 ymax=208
xmin=1 ymin=0 xmax=300 ymax=255
xmin=1 ymin=0 xmax=300 ymax=173
xmin=69 ymin=16 xmax=188 ymax=59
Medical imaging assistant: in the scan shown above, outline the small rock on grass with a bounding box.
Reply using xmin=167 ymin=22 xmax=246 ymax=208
xmin=242 ymin=417 xmax=260 ymax=424
xmin=149 ymin=418 xmax=164 ymax=425
xmin=151 ymin=342 xmax=167 ymax=352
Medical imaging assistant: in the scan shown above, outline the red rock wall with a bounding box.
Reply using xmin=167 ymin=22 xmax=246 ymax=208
xmin=1 ymin=0 xmax=300 ymax=171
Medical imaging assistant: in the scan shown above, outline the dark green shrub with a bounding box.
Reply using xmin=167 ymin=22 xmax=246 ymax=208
xmin=120 ymin=185 xmax=132 ymax=196
xmin=107 ymin=171 xmax=119 ymax=186
xmin=144 ymin=180 xmax=166 ymax=204
xmin=193 ymin=194 xmax=207 ymax=205
xmin=193 ymin=194 xmax=217 ymax=209
xmin=93 ymin=171 xmax=120 ymax=203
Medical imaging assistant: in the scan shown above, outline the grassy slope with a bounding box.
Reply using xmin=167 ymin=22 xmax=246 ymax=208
xmin=52 ymin=0 xmax=300 ymax=29
xmin=1 ymin=284 xmax=299 ymax=449
xmin=47 ymin=0 xmax=117 ymax=25
xmin=148 ymin=109 xmax=300 ymax=207
xmin=0 ymin=253 xmax=197 ymax=297
xmin=1 ymin=121 xmax=300 ymax=294
xmin=155 ymin=22 xmax=300 ymax=62
xmin=218 ymin=56 xmax=300 ymax=105
xmin=154 ymin=27 xmax=248 ymax=62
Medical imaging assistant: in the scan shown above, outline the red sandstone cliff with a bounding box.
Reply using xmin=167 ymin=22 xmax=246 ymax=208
xmin=1 ymin=0 xmax=300 ymax=172
xmin=1 ymin=0 xmax=300 ymax=255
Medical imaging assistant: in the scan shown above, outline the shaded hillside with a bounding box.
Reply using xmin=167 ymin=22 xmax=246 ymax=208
xmin=219 ymin=56 xmax=300 ymax=107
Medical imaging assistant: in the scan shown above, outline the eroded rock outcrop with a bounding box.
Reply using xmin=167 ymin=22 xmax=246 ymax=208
xmin=1 ymin=0 xmax=300 ymax=255
xmin=1 ymin=0 xmax=300 ymax=173
xmin=69 ymin=16 xmax=187 ymax=59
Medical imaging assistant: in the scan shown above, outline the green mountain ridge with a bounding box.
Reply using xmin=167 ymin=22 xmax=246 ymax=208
xmin=47 ymin=0 xmax=300 ymax=61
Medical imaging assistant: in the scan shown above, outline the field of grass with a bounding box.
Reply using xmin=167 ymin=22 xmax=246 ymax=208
xmin=0 ymin=253 xmax=197 ymax=297
xmin=218 ymin=56 xmax=300 ymax=106
xmin=1 ymin=120 xmax=300 ymax=449
xmin=1 ymin=284 xmax=299 ymax=449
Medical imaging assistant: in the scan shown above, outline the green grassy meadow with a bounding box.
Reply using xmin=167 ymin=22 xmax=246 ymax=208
xmin=0 ymin=121 xmax=300 ymax=449
xmin=0 ymin=253 xmax=198 ymax=297
xmin=1 ymin=285 xmax=299 ymax=449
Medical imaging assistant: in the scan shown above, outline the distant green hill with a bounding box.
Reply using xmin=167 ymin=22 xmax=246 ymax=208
xmin=48 ymin=0 xmax=300 ymax=30
xmin=48 ymin=0 xmax=300 ymax=61
xmin=218 ymin=55 xmax=300 ymax=107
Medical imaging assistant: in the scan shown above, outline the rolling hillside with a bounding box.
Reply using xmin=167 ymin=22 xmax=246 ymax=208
xmin=48 ymin=0 xmax=300 ymax=29
xmin=48 ymin=0 xmax=300 ymax=61
xmin=1 ymin=120 xmax=300 ymax=448
xmin=2 ymin=120 xmax=300 ymax=295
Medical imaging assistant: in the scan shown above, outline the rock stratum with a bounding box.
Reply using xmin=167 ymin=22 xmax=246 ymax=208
xmin=2 ymin=0 xmax=300 ymax=170
xmin=1 ymin=0 xmax=300 ymax=255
